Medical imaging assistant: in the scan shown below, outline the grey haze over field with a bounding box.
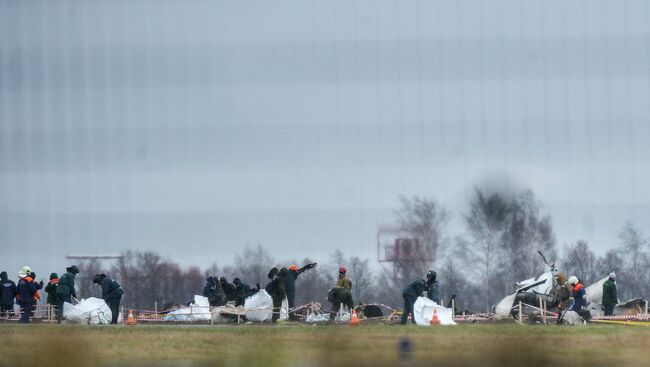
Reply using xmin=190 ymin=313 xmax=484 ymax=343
xmin=1 ymin=0 xmax=649 ymax=275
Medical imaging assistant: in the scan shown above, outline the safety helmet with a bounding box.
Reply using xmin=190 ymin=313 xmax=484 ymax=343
xmin=289 ymin=265 xmax=298 ymax=271
xmin=339 ymin=266 xmax=347 ymax=274
xmin=568 ymin=276 xmax=579 ymax=285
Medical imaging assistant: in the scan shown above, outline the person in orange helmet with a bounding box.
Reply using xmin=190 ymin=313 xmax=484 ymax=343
xmin=284 ymin=263 xmax=317 ymax=310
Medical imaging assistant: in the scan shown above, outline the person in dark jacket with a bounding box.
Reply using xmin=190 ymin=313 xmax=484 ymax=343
xmin=568 ymin=276 xmax=587 ymax=312
xmin=284 ymin=263 xmax=317 ymax=310
xmin=401 ymin=279 xmax=426 ymax=325
xmin=232 ymin=278 xmax=252 ymax=307
xmin=602 ymin=272 xmax=618 ymax=316
xmin=44 ymin=273 xmax=59 ymax=306
xmin=16 ymin=273 xmax=43 ymax=323
xmin=425 ymin=270 xmax=440 ymax=304
xmin=1 ymin=271 xmax=17 ymax=318
xmin=203 ymin=276 xmax=218 ymax=306
xmin=93 ymin=274 xmax=124 ymax=324
xmin=56 ymin=265 xmax=79 ymax=322
xmin=220 ymin=277 xmax=236 ymax=303
xmin=265 ymin=267 xmax=288 ymax=323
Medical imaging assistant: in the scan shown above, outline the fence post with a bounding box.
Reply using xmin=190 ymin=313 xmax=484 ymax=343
xmin=451 ymin=298 xmax=455 ymax=318
xmin=518 ymin=301 xmax=523 ymax=323
xmin=645 ymin=301 xmax=648 ymax=320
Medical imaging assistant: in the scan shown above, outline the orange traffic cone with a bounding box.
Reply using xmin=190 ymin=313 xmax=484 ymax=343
xmin=126 ymin=309 xmax=137 ymax=326
xmin=429 ymin=308 xmax=440 ymax=326
xmin=350 ymin=308 xmax=360 ymax=326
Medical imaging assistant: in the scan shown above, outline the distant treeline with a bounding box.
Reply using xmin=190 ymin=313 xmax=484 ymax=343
xmin=76 ymin=187 xmax=648 ymax=313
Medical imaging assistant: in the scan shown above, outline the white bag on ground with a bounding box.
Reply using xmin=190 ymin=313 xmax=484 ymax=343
xmin=164 ymin=295 xmax=211 ymax=321
xmin=244 ymin=290 xmax=273 ymax=322
xmin=63 ymin=297 xmax=112 ymax=325
xmin=413 ymin=297 xmax=457 ymax=326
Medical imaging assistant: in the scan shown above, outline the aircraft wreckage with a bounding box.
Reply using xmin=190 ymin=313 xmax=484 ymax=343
xmin=495 ymin=252 xmax=646 ymax=324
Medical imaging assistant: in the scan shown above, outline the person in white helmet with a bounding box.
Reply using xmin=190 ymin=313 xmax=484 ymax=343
xmin=568 ymin=276 xmax=586 ymax=312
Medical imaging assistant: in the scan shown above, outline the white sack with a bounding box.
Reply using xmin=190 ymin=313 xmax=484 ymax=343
xmin=164 ymin=295 xmax=211 ymax=321
xmin=280 ymin=298 xmax=289 ymax=320
xmin=63 ymin=297 xmax=112 ymax=325
xmin=305 ymin=312 xmax=330 ymax=323
xmin=413 ymin=297 xmax=456 ymax=326
xmin=244 ymin=290 xmax=273 ymax=322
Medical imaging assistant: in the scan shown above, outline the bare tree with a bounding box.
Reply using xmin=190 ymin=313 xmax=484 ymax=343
xmin=348 ymin=256 xmax=373 ymax=303
xmin=561 ymin=240 xmax=598 ymax=285
xmin=457 ymin=189 xmax=509 ymax=312
xmin=233 ymin=245 xmax=275 ymax=286
xmin=501 ymin=190 xmax=557 ymax=286
xmin=618 ymin=222 xmax=649 ymax=298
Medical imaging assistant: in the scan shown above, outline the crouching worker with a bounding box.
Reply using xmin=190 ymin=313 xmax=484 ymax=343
xmin=93 ymin=274 xmax=124 ymax=324
xmin=233 ymin=278 xmax=252 ymax=307
xmin=401 ymin=279 xmax=426 ymax=325
xmin=568 ymin=276 xmax=586 ymax=312
xmin=16 ymin=269 xmax=43 ymax=324
xmin=328 ymin=267 xmax=353 ymax=321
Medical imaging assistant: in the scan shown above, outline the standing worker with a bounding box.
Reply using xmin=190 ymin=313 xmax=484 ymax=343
xmin=285 ymin=263 xmax=317 ymax=313
xmin=602 ymin=272 xmax=618 ymax=316
xmin=328 ymin=267 xmax=353 ymax=321
xmin=93 ymin=274 xmax=124 ymax=324
xmin=56 ymin=265 xmax=79 ymax=322
xmin=401 ymin=279 xmax=426 ymax=325
xmin=16 ymin=269 xmax=43 ymax=323
xmin=44 ymin=273 xmax=60 ymax=317
xmin=425 ymin=270 xmax=440 ymax=304
xmin=1 ymin=271 xmax=17 ymax=318
xmin=265 ymin=267 xmax=288 ymax=323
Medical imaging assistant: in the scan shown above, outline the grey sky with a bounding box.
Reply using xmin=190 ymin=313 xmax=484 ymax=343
xmin=1 ymin=0 xmax=649 ymax=275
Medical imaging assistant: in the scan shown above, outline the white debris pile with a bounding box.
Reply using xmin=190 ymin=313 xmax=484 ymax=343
xmin=244 ymin=290 xmax=273 ymax=322
xmin=164 ymin=295 xmax=211 ymax=322
xmin=63 ymin=297 xmax=115 ymax=325
xmin=243 ymin=290 xmax=290 ymax=322
xmin=413 ymin=297 xmax=457 ymax=326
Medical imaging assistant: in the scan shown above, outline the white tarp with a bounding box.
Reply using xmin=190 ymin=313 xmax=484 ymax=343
xmin=244 ymin=290 xmax=273 ymax=322
xmin=585 ymin=277 xmax=607 ymax=304
xmin=63 ymin=297 xmax=114 ymax=325
xmin=413 ymin=297 xmax=456 ymax=326
xmin=164 ymin=295 xmax=211 ymax=322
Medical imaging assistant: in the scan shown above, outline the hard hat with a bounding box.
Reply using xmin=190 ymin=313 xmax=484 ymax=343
xmin=18 ymin=266 xmax=32 ymax=278
xmin=427 ymin=270 xmax=437 ymax=280
xmin=289 ymin=265 xmax=298 ymax=271
xmin=339 ymin=266 xmax=347 ymax=274
xmin=568 ymin=276 xmax=579 ymax=285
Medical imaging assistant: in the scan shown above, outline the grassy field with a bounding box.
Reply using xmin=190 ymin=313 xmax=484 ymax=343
xmin=1 ymin=322 xmax=650 ymax=367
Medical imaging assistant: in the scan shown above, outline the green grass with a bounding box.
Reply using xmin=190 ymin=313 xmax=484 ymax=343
xmin=1 ymin=323 xmax=650 ymax=367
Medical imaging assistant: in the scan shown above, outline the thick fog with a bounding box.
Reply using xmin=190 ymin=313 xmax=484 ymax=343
xmin=1 ymin=0 xmax=649 ymax=275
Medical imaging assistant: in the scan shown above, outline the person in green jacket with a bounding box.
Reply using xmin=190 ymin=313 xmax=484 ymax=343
xmin=56 ymin=265 xmax=79 ymax=322
xmin=602 ymin=272 xmax=618 ymax=316
xmin=44 ymin=273 xmax=60 ymax=315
